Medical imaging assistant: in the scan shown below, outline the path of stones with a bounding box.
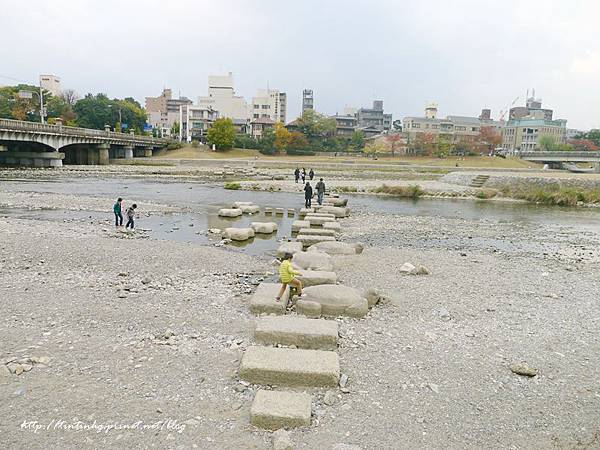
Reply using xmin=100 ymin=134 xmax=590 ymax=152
xmin=226 ymin=194 xmax=379 ymax=447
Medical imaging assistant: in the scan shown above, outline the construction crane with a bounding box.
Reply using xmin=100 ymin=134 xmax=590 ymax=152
xmin=498 ymin=96 xmax=520 ymax=122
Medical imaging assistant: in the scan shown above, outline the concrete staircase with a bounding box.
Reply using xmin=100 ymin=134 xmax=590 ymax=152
xmin=470 ymin=174 xmax=490 ymax=187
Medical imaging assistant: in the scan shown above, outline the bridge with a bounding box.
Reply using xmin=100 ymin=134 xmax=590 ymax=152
xmin=0 ymin=118 xmax=168 ymax=167
xmin=520 ymin=151 xmax=600 ymax=172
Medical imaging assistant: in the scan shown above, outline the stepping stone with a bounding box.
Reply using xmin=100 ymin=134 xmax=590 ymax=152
xmin=296 ymin=234 xmax=336 ymax=248
xmin=292 ymin=250 xmax=333 ymax=272
xmin=305 ymin=213 xmax=336 ymax=220
xmin=223 ymin=227 xmax=255 ymax=241
xmin=324 ymin=197 xmax=348 ymax=207
xmin=277 ymin=241 xmax=303 ymax=257
xmin=275 ymin=208 xmax=285 ymax=215
xmin=250 ymin=222 xmax=277 ymax=234
xmin=250 ymin=390 xmax=311 ymax=430
xmin=304 ymin=216 xmax=333 ymax=226
xmin=254 ymin=315 xmax=338 ymax=350
xmin=291 ymin=220 xmax=310 ymax=232
xmin=239 ymin=204 xmax=260 ymax=214
xmin=299 ymin=208 xmax=314 ymax=217
xmin=287 ymin=209 xmax=295 ymax=217
xmin=317 ymin=206 xmax=350 ymax=218
xmin=308 ymin=241 xmax=363 ymax=255
xmin=295 ymin=269 xmax=337 ymax=287
xmin=264 ymin=207 xmax=273 ymax=215
xmin=250 ymin=283 xmax=289 ymax=315
xmin=296 ymin=285 xmax=371 ymax=318
xmin=232 ymin=201 xmax=254 ymax=208
xmin=239 ymin=346 xmax=340 ymax=387
xmin=218 ymin=208 xmax=242 ymax=217
xmin=297 ymin=228 xmax=337 ymax=237
xmin=323 ymin=222 xmax=341 ymax=233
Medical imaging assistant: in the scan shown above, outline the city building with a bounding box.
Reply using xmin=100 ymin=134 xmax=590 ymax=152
xmin=331 ymin=114 xmax=358 ymax=137
xmin=501 ymin=97 xmax=567 ymax=152
xmin=356 ymin=100 xmax=392 ymax=132
xmin=251 ymin=89 xmax=287 ymax=123
xmin=198 ymin=73 xmax=249 ymax=121
xmin=40 ymin=74 xmax=61 ymax=97
xmin=181 ymin=105 xmax=219 ymax=143
xmin=302 ymin=89 xmax=314 ymax=113
xmin=403 ymin=105 xmax=504 ymax=144
xmin=250 ymin=117 xmax=276 ymax=139
xmin=145 ymin=88 xmax=192 ymax=137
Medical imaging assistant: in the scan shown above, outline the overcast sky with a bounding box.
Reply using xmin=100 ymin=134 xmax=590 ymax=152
xmin=1 ymin=0 xmax=599 ymax=129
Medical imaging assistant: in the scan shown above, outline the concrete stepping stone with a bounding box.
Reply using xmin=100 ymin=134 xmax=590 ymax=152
xmin=223 ymin=227 xmax=255 ymax=241
xmin=296 ymin=234 xmax=336 ymax=247
xmin=250 ymin=389 xmax=311 ymax=430
xmin=250 ymin=222 xmax=278 ymax=234
xmin=291 ymin=220 xmax=310 ymax=232
xmin=287 ymin=209 xmax=295 ymax=217
xmin=250 ymin=283 xmax=289 ymax=315
xmin=292 ymin=250 xmax=333 ymax=272
xmin=304 ymin=216 xmax=334 ymax=226
xmin=317 ymin=206 xmax=350 ymax=218
xmin=232 ymin=201 xmax=254 ymax=208
xmin=239 ymin=346 xmax=340 ymax=387
xmin=323 ymin=222 xmax=342 ymax=233
xmin=275 ymin=208 xmax=285 ymax=215
xmin=254 ymin=315 xmax=338 ymax=350
xmin=297 ymin=228 xmax=337 ymax=237
xmin=324 ymin=197 xmax=348 ymax=207
xmin=299 ymin=208 xmax=314 ymax=217
xmin=296 ymin=285 xmax=372 ymax=318
xmin=277 ymin=241 xmax=303 ymax=257
xmin=218 ymin=208 xmax=242 ymax=217
xmin=264 ymin=207 xmax=273 ymax=215
xmin=308 ymin=241 xmax=363 ymax=255
xmin=305 ymin=213 xmax=336 ymax=220
xmin=239 ymin=204 xmax=260 ymax=214
xmin=295 ymin=269 xmax=337 ymax=287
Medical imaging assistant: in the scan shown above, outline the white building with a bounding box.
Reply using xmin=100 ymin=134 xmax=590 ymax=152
xmin=40 ymin=74 xmax=61 ymax=97
xmin=251 ymin=89 xmax=286 ymax=123
xmin=180 ymin=105 xmax=219 ymax=143
xmin=198 ymin=73 xmax=249 ymax=121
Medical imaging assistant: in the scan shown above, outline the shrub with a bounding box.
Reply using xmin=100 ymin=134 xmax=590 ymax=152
xmin=507 ymin=186 xmax=600 ymax=206
xmin=372 ymin=184 xmax=424 ymax=199
xmin=475 ymin=189 xmax=498 ymax=199
xmin=166 ymin=141 xmax=183 ymax=150
xmin=191 ymin=140 xmax=200 ymax=148
xmin=286 ymin=148 xmax=317 ymax=156
xmin=224 ymin=182 xmax=241 ymax=190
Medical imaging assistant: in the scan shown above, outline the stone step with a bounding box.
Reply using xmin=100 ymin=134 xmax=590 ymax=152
xmin=291 ymin=220 xmax=310 ymax=232
xmin=296 ymin=234 xmax=336 ymax=247
xmin=254 ymin=315 xmax=338 ymax=350
xmin=250 ymin=389 xmax=311 ymax=430
xmin=250 ymin=283 xmax=289 ymax=315
xmin=297 ymin=228 xmax=337 ymax=237
xmin=239 ymin=346 xmax=340 ymax=387
xmin=305 ymin=216 xmax=335 ymax=226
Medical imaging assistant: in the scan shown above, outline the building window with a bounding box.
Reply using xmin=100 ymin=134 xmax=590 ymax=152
xmin=253 ymin=114 xmax=259 ymax=118
xmin=411 ymin=123 xmax=420 ymax=129
xmin=262 ymin=105 xmax=270 ymax=109
xmin=254 ymin=105 xmax=259 ymax=109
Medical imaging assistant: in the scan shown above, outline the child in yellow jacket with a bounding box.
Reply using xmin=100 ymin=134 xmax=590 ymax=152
xmin=276 ymin=253 xmax=303 ymax=302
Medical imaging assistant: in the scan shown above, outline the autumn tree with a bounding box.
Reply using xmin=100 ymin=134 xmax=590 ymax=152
xmin=288 ymin=131 xmax=308 ymax=150
xmin=478 ymin=126 xmax=502 ymax=153
xmin=363 ymin=140 xmax=388 ymax=158
xmin=411 ymin=132 xmax=436 ymax=156
xmin=385 ymin=133 xmax=404 ymax=156
xmin=274 ymin=122 xmax=292 ymax=154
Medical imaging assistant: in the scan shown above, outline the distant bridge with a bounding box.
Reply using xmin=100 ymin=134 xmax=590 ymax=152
xmin=0 ymin=118 xmax=168 ymax=167
xmin=520 ymin=151 xmax=600 ymax=172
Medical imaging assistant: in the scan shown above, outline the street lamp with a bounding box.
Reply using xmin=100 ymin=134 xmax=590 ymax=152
xmin=18 ymin=89 xmax=45 ymax=124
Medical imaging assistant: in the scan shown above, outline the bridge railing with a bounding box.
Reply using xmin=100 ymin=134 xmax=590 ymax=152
xmin=521 ymin=151 xmax=600 ymax=158
xmin=0 ymin=118 xmax=167 ymax=145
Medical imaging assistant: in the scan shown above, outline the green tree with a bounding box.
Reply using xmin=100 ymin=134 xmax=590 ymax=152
xmin=171 ymin=121 xmax=180 ymax=137
xmin=538 ymin=135 xmax=557 ymax=151
xmin=582 ymin=129 xmax=600 ymax=146
xmin=258 ymin=128 xmax=276 ymax=155
xmin=350 ymin=130 xmax=365 ymax=150
xmin=73 ymin=94 xmax=147 ymax=131
xmin=206 ymin=118 xmax=236 ymax=150
xmin=435 ymin=136 xmax=454 ymax=158
xmin=294 ymin=109 xmax=336 ymax=140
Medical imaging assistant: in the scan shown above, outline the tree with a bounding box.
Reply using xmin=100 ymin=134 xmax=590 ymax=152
xmin=350 ymin=130 xmax=365 ymax=151
xmin=288 ymin=131 xmax=308 ymax=150
xmin=294 ymin=109 xmax=336 ymax=140
xmin=478 ymin=126 xmax=502 ymax=153
xmin=385 ymin=133 xmax=404 ymax=156
xmin=171 ymin=121 xmax=180 ymax=138
xmin=538 ymin=135 xmax=557 ymax=151
xmin=435 ymin=136 xmax=454 ymax=158
xmin=61 ymin=89 xmax=79 ymax=107
xmin=73 ymin=94 xmax=147 ymax=131
xmin=274 ymin=122 xmax=292 ymax=154
xmin=411 ymin=132 xmax=436 ymax=156
xmin=363 ymin=140 xmax=388 ymax=158
xmin=258 ymin=128 xmax=276 ymax=155
xmin=568 ymin=139 xmax=600 ymax=151
xmin=206 ymin=118 xmax=236 ymax=150
xmin=581 ymin=129 xmax=600 ymax=147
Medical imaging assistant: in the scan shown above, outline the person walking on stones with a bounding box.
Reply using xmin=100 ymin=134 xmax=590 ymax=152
xmin=294 ymin=167 xmax=300 ymax=183
xmin=309 ymin=168 xmax=314 ymax=180
xmin=276 ymin=252 xmax=303 ymax=302
xmin=113 ymin=197 xmax=123 ymax=227
xmin=316 ymin=178 xmax=326 ymax=205
xmin=125 ymin=203 xmax=137 ymax=230
xmin=304 ymin=181 xmax=313 ymax=208
xmin=301 ymin=167 xmax=306 ymax=183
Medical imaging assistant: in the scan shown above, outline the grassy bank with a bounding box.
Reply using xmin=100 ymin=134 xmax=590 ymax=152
xmin=371 ymin=184 xmax=425 ymax=199
xmin=504 ymin=186 xmax=600 ymax=206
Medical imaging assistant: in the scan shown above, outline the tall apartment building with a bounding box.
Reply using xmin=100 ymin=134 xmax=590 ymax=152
xmin=145 ymin=88 xmax=193 ymax=137
xmin=302 ymin=89 xmax=314 ymax=113
xmin=40 ymin=74 xmax=61 ymax=97
xmin=357 ymin=100 xmax=392 ymax=132
xmin=198 ymin=73 xmax=249 ymax=121
xmin=251 ymin=89 xmax=286 ymax=123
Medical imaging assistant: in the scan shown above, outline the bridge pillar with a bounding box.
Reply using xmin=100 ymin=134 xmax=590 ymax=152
xmin=124 ymin=145 xmax=134 ymax=160
xmin=98 ymin=144 xmax=110 ymax=165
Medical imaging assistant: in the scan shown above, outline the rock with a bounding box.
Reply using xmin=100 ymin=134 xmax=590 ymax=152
xmin=118 ymin=272 xmax=129 ymax=277
xmin=414 ymin=265 xmax=430 ymax=275
xmin=218 ymin=208 xmax=243 ymax=218
xmin=239 ymin=204 xmax=260 ymax=214
xmin=251 ymin=222 xmax=278 ymax=234
xmin=324 ymin=197 xmax=348 ymax=207
xmin=272 ymin=429 xmax=294 ymax=450
xmin=295 ymin=270 xmax=337 ymax=287
xmin=254 ymin=315 xmax=339 ymax=350
xmin=291 ymin=220 xmax=310 ymax=232
xmin=250 ymin=283 xmax=290 ymax=315
xmin=510 ymin=362 xmax=538 ymax=377
xmin=317 ymin=206 xmax=350 ymax=218
xmin=21 ymin=363 xmax=33 ymax=372
xmin=339 ymin=373 xmax=348 ymax=388
xmin=251 ymin=389 xmax=311 ymax=430
xmin=364 ymin=288 xmax=383 ymax=307
xmin=276 ymin=242 xmax=303 ymax=258
xmin=296 ymin=234 xmax=336 ymax=248
xmin=399 ymin=262 xmax=416 ymax=273
xmin=292 ymin=250 xmax=334 ymax=272
xmin=232 ymin=201 xmax=254 ymax=208
xmin=308 ymin=241 xmax=364 ymax=256
xmin=324 ymin=390 xmax=337 ymax=406
xmin=296 ymin=228 xmax=337 ymax=237
xmin=0 ymin=365 xmax=11 ymax=377
xmin=438 ymin=308 xmax=451 ymax=321
xmin=223 ymin=227 xmax=255 ymax=241
xmin=323 ymin=222 xmax=342 ymax=233
xmin=297 ymin=285 xmax=369 ymax=318
xmin=208 ymin=228 xmax=222 ymax=234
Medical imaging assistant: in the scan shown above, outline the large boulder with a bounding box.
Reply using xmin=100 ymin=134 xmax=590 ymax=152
xmin=218 ymin=208 xmax=242 ymax=218
xmin=308 ymin=241 xmax=364 ymax=255
xmin=251 ymin=222 xmax=278 ymax=234
xmin=296 ymin=285 xmax=369 ymax=318
xmin=292 ymin=250 xmax=334 ymax=272
xmin=277 ymin=241 xmax=303 ymax=257
xmin=318 ymin=206 xmax=350 ymax=218
xmin=296 ymin=270 xmax=337 ymax=287
xmin=223 ymin=227 xmax=255 ymax=241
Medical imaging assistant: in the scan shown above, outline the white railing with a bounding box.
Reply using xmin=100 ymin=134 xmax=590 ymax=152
xmin=0 ymin=118 xmax=166 ymax=144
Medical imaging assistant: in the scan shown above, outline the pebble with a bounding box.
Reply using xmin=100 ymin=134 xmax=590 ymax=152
xmin=510 ymin=362 xmax=538 ymax=377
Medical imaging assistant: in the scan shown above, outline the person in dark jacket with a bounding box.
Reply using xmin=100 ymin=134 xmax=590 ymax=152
xmin=315 ymin=178 xmax=326 ymax=205
xmin=125 ymin=204 xmax=137 ymax=230
xmin=301 ymin=168 xmax=306 ymax=183
xmin=304 ymin=182 xmax=313 ymax=208
xmin=294 ymin=167 xmax=300 ymax=183
xmin=113 ymin=197 xmax=123 ymax=227
xmin=309 ymin=168 xmax=314 ymax=180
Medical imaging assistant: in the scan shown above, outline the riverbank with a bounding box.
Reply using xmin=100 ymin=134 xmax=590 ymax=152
xmin=1 ymin=173 xmax=600 ymax=449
